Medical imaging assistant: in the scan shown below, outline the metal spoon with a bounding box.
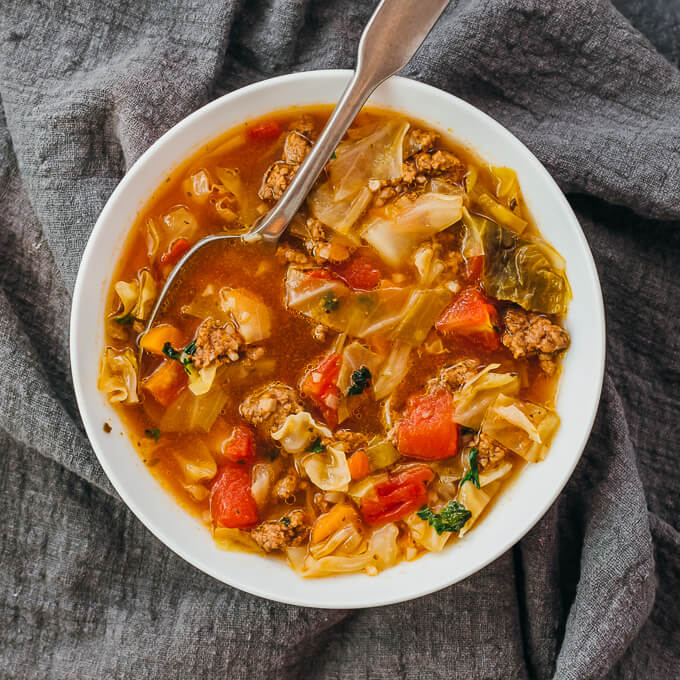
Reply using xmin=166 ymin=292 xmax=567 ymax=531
xmin=141 ymin=0 xmax=450 ymax=341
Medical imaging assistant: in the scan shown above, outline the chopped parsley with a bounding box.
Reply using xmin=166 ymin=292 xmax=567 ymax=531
xmin=281 ymin=516 xmax=291 ymax=527
xmin=307 ymin=437 xmax=325 ymax=453
xmin=417 ymin=501 xmax=472 ymax=534
xmin=461 ymin=447 xmax=480 ymax=488
xmin=163 ymin=341 xmax=196 ymax=374
xmin=347 ymin=365 xmax=372 ymax=396
xmin=460 ymin=426 xmax=475 ymax=436
xmin=331 ymin=152 xmax=337 ymax=160
xmin=321 ymin=291 xmax=339 ymax=313
xmin=144 ymin=428 xmax=161 ymax=442
xmin=357 ymin=294 xmax=376 ymax=314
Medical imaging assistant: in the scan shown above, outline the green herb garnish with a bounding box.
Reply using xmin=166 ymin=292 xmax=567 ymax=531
xmin=347 ymin=365 xmax=371 ymax=396
xmin=163 ymin=341 xmax=196 ymax=374
xmin=357 ymin=294 xmax=376 ymax=315
xmin=460 ymin=426 xmax=475 ymax=436
xmin=461 ymin=447 xmax=480 ymax=488
xmin=281 ymin=516 xmax=291 ymax=527
xmin=307 ymin=437 xmax=325 ymax=453
xmin=144 ymin=428 xmax=161 ymax=442
xmin=417 ymin=501 xmax=472 ymax=534
xmin=331 ymin=152 xmax=337 ymax=160
xmin=321 ymin=291 xmax=339 ymax=313
xmin=114 ymin=313 xmax=141 ymax=326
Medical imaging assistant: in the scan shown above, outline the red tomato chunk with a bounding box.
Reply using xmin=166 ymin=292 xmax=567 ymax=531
xmin=361 ymin=465 xmax=434 ymax=525
xmin=436 ymin=287 xmax=500 ymax=350
xmin=210 ymin=463 xmax=258 ymax=528
xmin=332 ymin=256 xmax=381 ymax=291
xmin=301 ymin=352 xmax=341 ymax=428
xmin=247 ymin=120 xmax=282 ymax=140
xmin=222 ymin=424 xmax=256 ymax=463
xmin=397 ymin=390 xmax=459 ymax=460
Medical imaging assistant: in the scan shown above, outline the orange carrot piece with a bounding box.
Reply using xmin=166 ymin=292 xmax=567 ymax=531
xmin=143 ymin=359 xmax=187 ymax=406
xmin=348 ymin=449 xmax=370 ymax=481
xmin=140 ymin=325 xmax=184 ymax=355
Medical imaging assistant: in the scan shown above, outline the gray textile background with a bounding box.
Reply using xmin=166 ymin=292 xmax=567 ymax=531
xmin=1 ymin=0 xmax=678 ymax=677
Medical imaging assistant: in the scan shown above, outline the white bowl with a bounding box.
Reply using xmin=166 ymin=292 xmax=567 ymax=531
xmin=70 ymin=70 xmax=605 ymax=608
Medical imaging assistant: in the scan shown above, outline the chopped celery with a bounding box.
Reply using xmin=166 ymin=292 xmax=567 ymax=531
xmin=364 ymin=441 xmax=400 ymax=471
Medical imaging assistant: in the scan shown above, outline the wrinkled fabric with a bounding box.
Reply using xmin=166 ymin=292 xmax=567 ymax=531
xmin=0 ymin=0 xmax=678 ymax=678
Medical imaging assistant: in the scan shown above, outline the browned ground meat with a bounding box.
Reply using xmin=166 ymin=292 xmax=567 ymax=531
xmin=239 ymin=382 xmax=304 ymax=434
xmin=333 ymin=430 xmax=369 ymax=453
xmin=259 ymin=161 xmax=297 ymax=201
xmin=474 ymin=433 xmax=509 ymax=471
xmin=273 ymin=466 xmax=300 ymax=502
xmin=304 ymin=218 xmax=354 ymax=264
xmin=283 ymin=131 xmax=312 ymax=165
xmin=501 ymin=307 xmax=570 ymax=375
xmin=192 ymin=318 xmax=243 ymax=368
xmin=434 ymin=359 xmax=480 ymax=391
xmin=412 ymin=150 xmax=466 ymax=184
xmin=405 ymin=128 xmax=437 ymax=155
xmin=276 ymin=243 xmax=312 ymax=265
xmin=289 ymin=115 xmax=315 ymax=137
xmin=250 ymin=509 xmax=310 ymax=552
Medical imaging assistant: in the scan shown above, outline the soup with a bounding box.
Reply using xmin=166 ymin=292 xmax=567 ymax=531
xmin=98 ymin=107 xmax=571 ymax=576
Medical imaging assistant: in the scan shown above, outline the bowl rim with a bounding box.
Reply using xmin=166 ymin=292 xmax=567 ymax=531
xmin=70 ymin=69 xmax=606 ymax=608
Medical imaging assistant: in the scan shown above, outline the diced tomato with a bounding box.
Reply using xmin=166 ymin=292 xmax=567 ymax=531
xmin=347 ymin=449 xmax=370 ymax=480
xmin=396 ymin=390 xmax=459 ymax=460
xmin=306 ymin=268 xmax=334 ymax=280
xmin=465 ymin=255 xmax=484 ymax=282
xmin=435 ymin=287 xmax=500 ymax=350
xmin=361 ymin=465 xmax=434 ymax=525
xmin=142 ymin=359 xmax=187 ymax=407
xmin=247 ymin=120 xmax=282 ymax=141
xmin=331 ymin=256 xmax=381 ymax=291
xmin=222 ymin=424 xmax=257 ymax=463
xmin=301 ymin=353 xmax=341 ymax=428
xmin=160 ymin=237 xmax=192 ymax=268
xmin=210 ymin=462 xmax=258 ymax=528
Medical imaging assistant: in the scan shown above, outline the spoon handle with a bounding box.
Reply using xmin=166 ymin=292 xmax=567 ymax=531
xmin=253 ymin=0 xmax=450 ymax=242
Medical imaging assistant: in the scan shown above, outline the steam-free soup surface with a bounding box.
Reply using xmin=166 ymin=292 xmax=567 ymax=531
xmin=99 ymin=106 xmax=571 ymax=576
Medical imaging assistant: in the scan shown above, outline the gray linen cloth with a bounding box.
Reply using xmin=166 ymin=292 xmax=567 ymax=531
xmin=1 ymin=1 xmax=678 ymax=678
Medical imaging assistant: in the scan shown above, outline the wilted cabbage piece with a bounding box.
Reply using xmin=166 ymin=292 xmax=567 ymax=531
xmin=183 ymin=168 xmax=225 ymax=205
xmin=308 ymin=184 xmax=373 ymax=237
xmin=188 ymin=363 xmax=218 ymax=396
xmin=456 ymin=480 xmax=501 ymax=536
xmin=162 ymin=205 xmax=199 ymax=241
xmin=362 ymin=192 xmax=463 ymax=266
xmin=160 ymin=384 xmax=228 ymax=432
xmin=373 ymin=342 xmax=411 ymax=400
xmin=214 ymin=527 xmax=265 ymax=554
xmin=170 ymin=439 xmax=217 ymax=501
xmin=112 ymin=268 xmax=157 ymax=323
xmin=481 ymin=221 xmax=571 ymax=315
xmin=272 ymin=411 xmax=332 ymax=454
xmin=470 ymin=184 xmax=527 ymax=234
xmin=297 ymin=443 xmax=351 ymax=492
xmin=452 ymin=363 xmax=520 ymax=429
xmin=481 ymin=394 xmax=560 ymax=462
xmin=405 ymin=511 xmax=452 ymax=552
xmin=98 ymin=347 xmax=139 ymax=405
xmin=219 ymin=287 xmax=271 ymax=344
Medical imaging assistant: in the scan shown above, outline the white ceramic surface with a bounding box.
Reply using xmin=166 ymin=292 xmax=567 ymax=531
xmin=70 ymin=70 xmax=605 ymax=609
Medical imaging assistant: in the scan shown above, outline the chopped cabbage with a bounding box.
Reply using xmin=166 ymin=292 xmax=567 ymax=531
xmin=113 ymin=268 xmax=157 ymax=323
xmin=336 ymin=341 xmax=384 ymax=422
xmin=347 ymin=473 xmax=388 ymax=501
xmin=297 ymin=443 xmax=351 ymax=492
xmin=390 ymin=288 xmax=452 ymax=347
xmin=98 ymin=347 xmax=139 ymax=405
xmin=481 ymin=221 xmax=571 ymax=315
xmin=364 ymin=441 xmax=400 ymax=471
xmin=160 ymin=384 xmax=228 ymax=432
xmin=373 ymin=342 xmax=410 ymax=400
xmin=481 ymin=394 xmax=560 ymax=463
xmin=250 ymin=459 xmax=284 ymax=510
xmin=405 ymin=511 xmax=451 ymax=552
xmin=214 ymin=527 xmax=265 ymax=554
xmin=162 ymin=205 xmax=199 ymax=240
xmin=308 ymin=184 xmax=373 ymax=237
xmin=362 ymin=192 xmax=463 ymax=266
xmin=470 ymin=184 xmax=527 ymax=234
xmin=457 ymin=480 xmax=501 ymax=536
xmin=183 ymin=168 xmax=224 ymax=205
xmin=171 ymin=439 xmax=217 ymax=485
xmin=328 ymin=120 xmax=409 ymax=201
xmin=188 ymin=363 xmax=218 ymax=396
xmin=367 ymin=523 xmax=400 ymax=571
xmin=478 ymin=460 xmax=514 ymax=487
xmin=272 ymin=412 xmax=332 ymax=454
xmin=452 ymin=363 xmax=520 ymax=429
xmin=219 ymin=287 xmax=271 ymax=344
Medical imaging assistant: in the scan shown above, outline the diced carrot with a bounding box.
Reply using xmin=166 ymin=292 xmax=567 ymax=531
xmin=142 ymin=359 xmax=187 ymax=406
xmin=210 ymin=463 xmax=258 ymax=528
xmin=332 ymin=256 xmax=381 ymax=291
xmin=247 ymin=120 xmax=282 ymax=141
xmin=396 ymin=390 xmax=459 ymax=460
xmin=140 ymin=324 xmax=184 ymax=355
xmin=160 ymin=237 xmax=192 ymax=268
xmin=435 ymin=287 xmax=500 ymax=350
xmin=311 ymin=503 xmax=359 ymax=543
xmin=347 ymin=449 xmax=370 ymax=480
